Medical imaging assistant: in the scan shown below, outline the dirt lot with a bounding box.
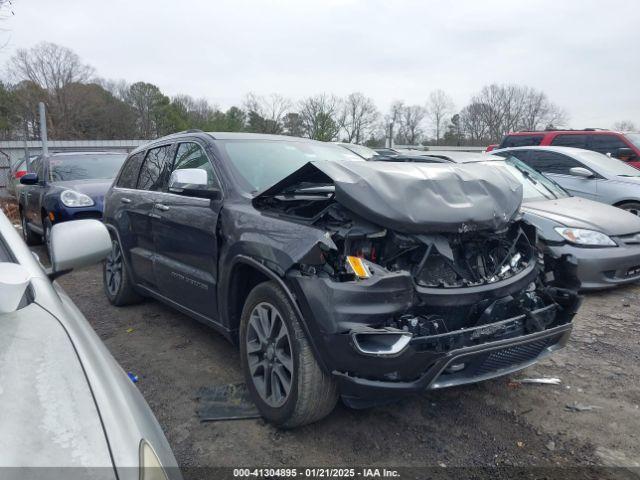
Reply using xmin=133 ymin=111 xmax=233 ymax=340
xmin=37 ymin=244 xmax=640 ymax=478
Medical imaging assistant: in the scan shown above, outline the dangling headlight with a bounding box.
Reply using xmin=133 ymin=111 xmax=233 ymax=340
xmin=60 ymin=189 xmax=94 ymax=207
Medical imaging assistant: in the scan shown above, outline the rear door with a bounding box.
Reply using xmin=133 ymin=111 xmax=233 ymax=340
xmin=125 ymin=145 xmax=174 ymax=288
xmin=525 ymin=150 xmax=599 ymax=200
xmin=152 ymin=141 xmax=223 ymax=321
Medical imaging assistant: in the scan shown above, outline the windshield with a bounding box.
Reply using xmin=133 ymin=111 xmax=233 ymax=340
xmin=577 ymin=150 xmax=640 ymax=177
xmin=624 ymin=133 xmax=640 ymax=150
xmin=482 ymin=157 xmax=569 ymax=201
xmin=340 ymin=143 xmax=379 ymax=160
xmin=221 ymin=140 xmax=363 ymax=192
xmin=49 ymin=154 xmax=127 ymax=182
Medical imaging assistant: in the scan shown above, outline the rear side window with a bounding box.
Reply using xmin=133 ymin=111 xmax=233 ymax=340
xmin=116 ymin=152 xmax=145 ymax=189
xmin=137 ymin=145 xmax=173 ymax=191
xmin=550 ymin=134 xmax=588 ymax=148
xmin=525 ymin=151 xmax=584 ymax=175
xmin=500 ymin=135 xmax=543 ymax=148
xmin=590 ymin=134 xmax=628 ymax=155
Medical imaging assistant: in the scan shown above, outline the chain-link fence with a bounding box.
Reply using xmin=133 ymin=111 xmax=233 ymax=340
xmin=0 ymin=152 xmax=10 ymax=199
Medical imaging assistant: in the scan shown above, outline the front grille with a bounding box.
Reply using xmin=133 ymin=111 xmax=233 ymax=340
xmin=71 ymin=211 xmax=102 ymax=220
xmin=437 ymin=336 xmax=556 ymax=384
xmin=473 ymin=338 xmax=551 ymax=376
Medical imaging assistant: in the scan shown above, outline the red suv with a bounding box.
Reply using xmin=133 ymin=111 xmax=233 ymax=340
xmin=490 ymin=129 xmax=640 ymax=168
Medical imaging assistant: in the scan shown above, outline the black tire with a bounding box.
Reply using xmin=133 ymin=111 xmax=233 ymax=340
xmin=42 ymin=216 xmax=53 ymax=261
xmin=103 ymin=237 xmax=143 ymax=306
xmin=617 ymin=202 xmax=640 ymax=217
xmin=20 ymin=209 xmax=42 ymax=246
xmin=240 ymin=281 xmax=338 ymax=428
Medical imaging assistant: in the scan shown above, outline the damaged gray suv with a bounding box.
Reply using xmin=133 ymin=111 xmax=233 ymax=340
xmin=103 ymin=132 xmax=581 ymax=427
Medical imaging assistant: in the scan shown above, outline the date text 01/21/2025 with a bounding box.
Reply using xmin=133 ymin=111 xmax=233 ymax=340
xmin=232 ymin=468 xmax=400 ymax=478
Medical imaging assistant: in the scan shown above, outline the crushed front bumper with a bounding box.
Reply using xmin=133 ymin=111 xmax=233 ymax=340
xmin=547 ymin=242 xmax=640 ymax=290
xmin=334 ymin=321 xmax=572 ymax=403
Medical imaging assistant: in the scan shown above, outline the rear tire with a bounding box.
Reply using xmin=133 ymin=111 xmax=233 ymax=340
xmin=103 ymin=236 xmax=143 ymax=306
xmin=20 ymin=210 xmax=42 ymax=246
xmin=240 ymin=281 xmax=338 ymax=428
xmin=617 ymin=202 xmax=640 ymax=216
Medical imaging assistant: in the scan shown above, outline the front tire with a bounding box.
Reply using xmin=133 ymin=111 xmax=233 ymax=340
xmin=20 ymin=210 xmax=42 ymax=246
xmin=617 ymin=201 xmax=640 ymax=216
xmin=240 ymin=281 xmax=338 ymax=428
xmin=103 ymin=237 xmax=143 ymax=306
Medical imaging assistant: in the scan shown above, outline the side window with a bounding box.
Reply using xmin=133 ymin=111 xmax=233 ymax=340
xmin=500 ymin=135 xmax=543 ymax=148
xmin=137 ymin=145 xmax=173 ymax=191
xmin=116 ymin=152 xmax=145 ymax=189
xmin=590 ymin=135 xmax=629 ymax=155
xmin=29 ymin=157 xmax=42 ymax=175
xmin=526 ymin=151 xmax=584 ymax=175
xmin=172 ymin=142 xmax=220 ymax=190
xmin=550 ymin=134 xmax=588 ymax=148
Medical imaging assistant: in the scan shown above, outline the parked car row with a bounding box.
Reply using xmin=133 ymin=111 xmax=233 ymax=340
xmin=9 ymin=129 xmax=640 ymax=439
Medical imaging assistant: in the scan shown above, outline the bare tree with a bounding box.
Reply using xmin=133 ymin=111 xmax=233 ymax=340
xmin=460 ymin=102 xmax=490 ymax=145
xmin=397 ymin=104 xmax=426 ymax=145
xmin=339 ymin=92 xmax=379 ymax=143
xmin=426 ymin=89 xmax=454 ymax=144
xmin=243 ymin=92 xmax=292 ymax=134
xmin=8 ymin=42 xmax=95 ymax=137
xmin=467 ymin=84 xmax=566 ymax=143
xmin=298 ymin=94 xmax=342 ymax=141
xmin=613 ymin=120 xmax=637 ymax=132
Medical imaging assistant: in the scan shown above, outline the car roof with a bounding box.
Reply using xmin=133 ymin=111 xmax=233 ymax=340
xmin=506 ymin=130 xmax=625 ymax=135
xmin=493 ymin=145 xmax=603 ymax=159
xmin=418 ymin=150 xmax=506 ymax=163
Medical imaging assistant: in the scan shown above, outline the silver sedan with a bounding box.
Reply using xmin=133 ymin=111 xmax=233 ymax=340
xmin=492 ymin=146 xmax=640 ymax=215
xmin=416 ymin=151 xmax=640 ymax=290
xmin=0 ymin=211 xmax=181 ymax=479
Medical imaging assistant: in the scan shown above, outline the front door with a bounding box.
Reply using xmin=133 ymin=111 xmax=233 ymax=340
xmin=152 ymin=142 xmax=223 ymax=321
xmin=526 ymin=150 xmax=599 ymax=200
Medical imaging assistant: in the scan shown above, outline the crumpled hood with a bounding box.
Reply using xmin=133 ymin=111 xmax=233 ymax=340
xmin=523 ymin=196 xmax=640 ymax=236
xmin=51 ymin=178 xmax=113 ymax=200
xmin=254 ymin=160 xmax=523 ymax=233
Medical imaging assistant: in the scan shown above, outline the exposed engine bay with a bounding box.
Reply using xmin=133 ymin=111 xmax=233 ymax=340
xmin=253 ymin=161 xmax=580 ymax=375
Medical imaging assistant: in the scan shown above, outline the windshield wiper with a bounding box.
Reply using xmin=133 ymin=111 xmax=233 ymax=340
xmin=511 ymin=163 xmax=557 ymax=199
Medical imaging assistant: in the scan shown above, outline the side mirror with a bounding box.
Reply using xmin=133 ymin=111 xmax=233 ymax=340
xmin=20 ymin=173 xmax=38 ymax=185
xmin=616 ymin=147 xmax=636 ymax=159
xmin=569 ymin=167 xmax=594 ymax=179
xmin=168 ymin=168 xmax=221 ymax=199
xmin=49 ymin=220 xmax=111 ymax=278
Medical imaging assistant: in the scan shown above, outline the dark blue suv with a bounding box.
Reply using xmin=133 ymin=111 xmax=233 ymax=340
xmin=102 ymin=131 xmax=579 ymax=428
xmin=18 ymin=152 xmax=126 ymax=250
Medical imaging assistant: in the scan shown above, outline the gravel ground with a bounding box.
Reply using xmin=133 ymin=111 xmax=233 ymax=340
xmin=46 ymin=253 xmax=640 ymax=479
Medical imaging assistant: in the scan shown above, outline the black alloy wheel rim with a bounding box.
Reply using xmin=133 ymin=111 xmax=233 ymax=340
xmin=246 ymin=302 xmax=294 ymax=408
xmin=105 ymin=241 xmax=123 ymax=296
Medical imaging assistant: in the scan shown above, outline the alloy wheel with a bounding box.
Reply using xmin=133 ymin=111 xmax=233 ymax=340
xmin=246 ymin=302 xmax=294 ymax=408
xmin=105 ymin=241 xmax=123 ymax=297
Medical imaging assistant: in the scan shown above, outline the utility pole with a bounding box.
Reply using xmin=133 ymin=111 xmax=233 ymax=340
xmin=23 ymin=120 xmax=30 ymax=171
xmin=39 ymin=102 xmax=48 ymax=156
xmin=388 ymin=122 xmax=394 ymax=148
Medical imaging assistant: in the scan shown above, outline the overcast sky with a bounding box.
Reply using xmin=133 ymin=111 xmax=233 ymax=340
xmin=1 ymin=0 xmax=639 ymax=129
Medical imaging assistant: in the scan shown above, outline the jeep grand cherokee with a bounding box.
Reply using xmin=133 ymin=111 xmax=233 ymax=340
xmin=102 ymin=131 xmax=580 ymax=427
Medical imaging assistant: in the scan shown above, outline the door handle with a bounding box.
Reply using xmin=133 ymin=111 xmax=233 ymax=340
xmin=120 ymin=197 xmax=131 ymax=204
xmin=155 ymin=203 xmax=170 ymax=211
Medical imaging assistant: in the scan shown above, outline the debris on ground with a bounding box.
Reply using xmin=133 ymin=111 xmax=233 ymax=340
xmin=512 ymin=377 xmax=562 ymax=385
xmin=126 ymin=327 xmax=134 ymax=333
xmin=127 ymin=372 xmax=139 ymax=383
xmin=516 ymin=441 xmax=525 ymax=448
xmin=565 ymin=402 xmax=601 ymax=412
xmin=197 ymin=383 xmax=260 ymax=422
xmin=546 ymin=440 xmax=556 ymax=451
